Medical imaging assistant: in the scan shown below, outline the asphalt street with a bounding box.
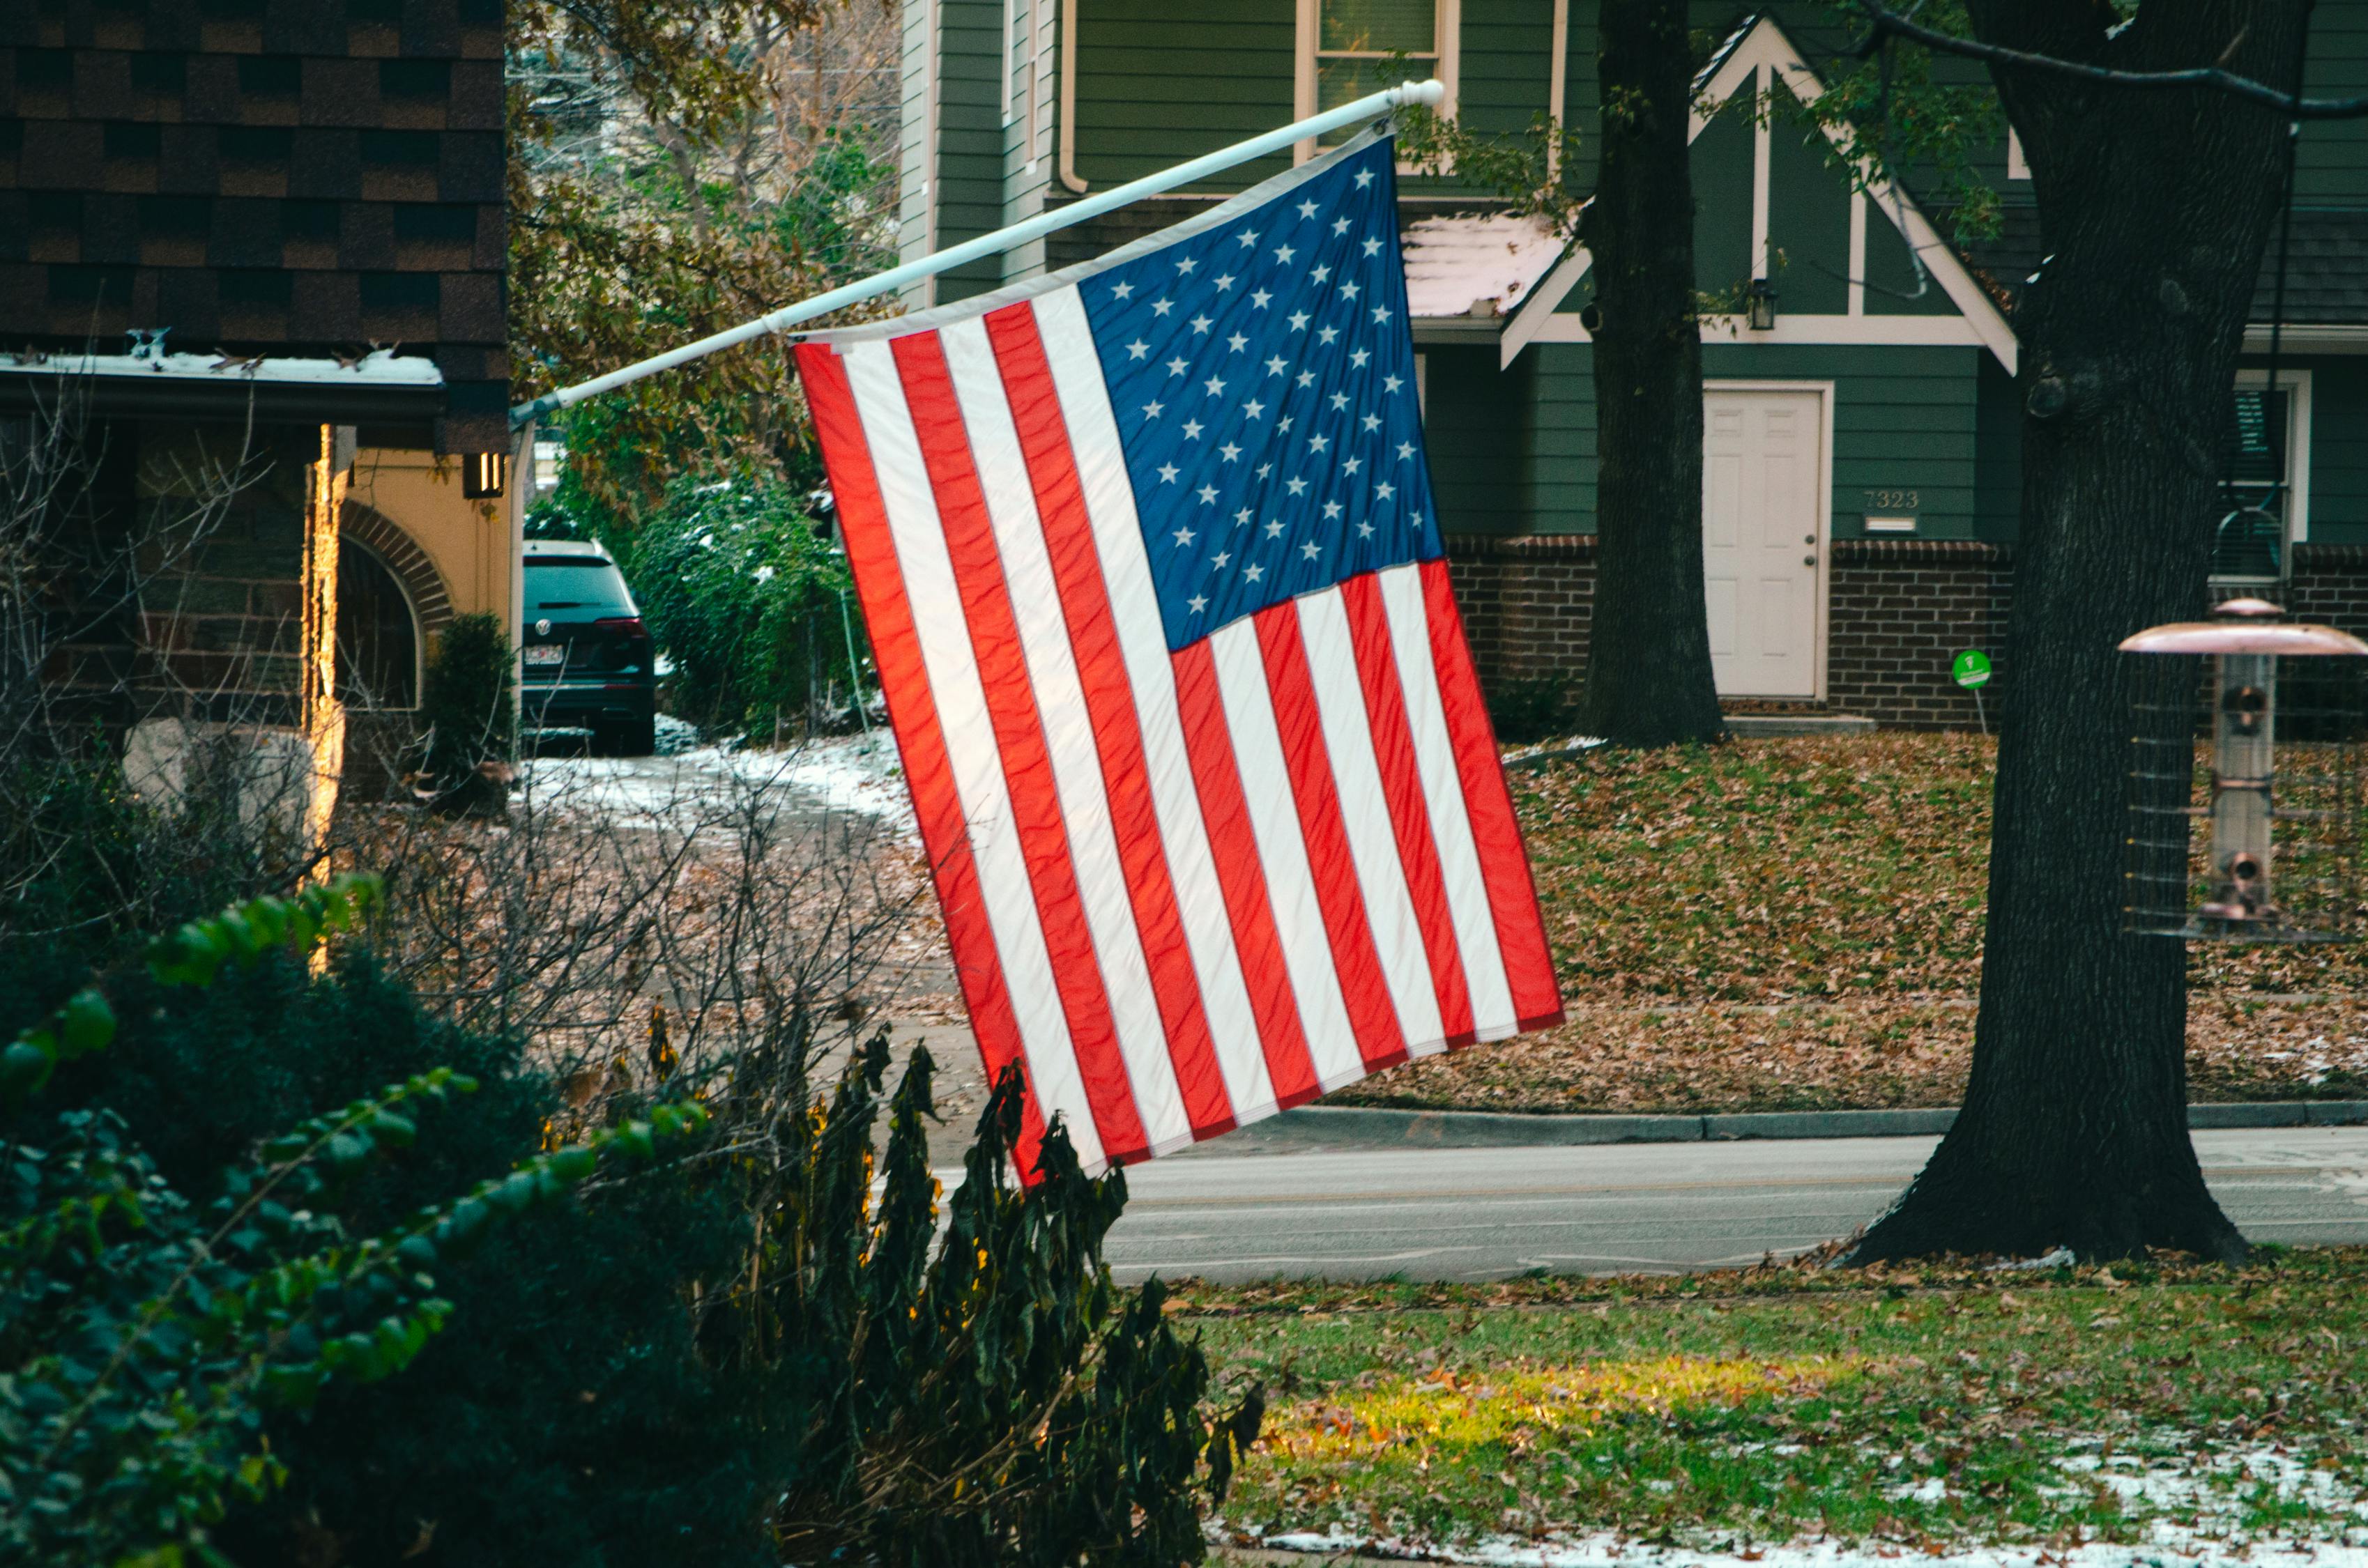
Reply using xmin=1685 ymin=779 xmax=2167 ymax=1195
xmin=1101 ymin=1125 xmax=2368 ymax=1282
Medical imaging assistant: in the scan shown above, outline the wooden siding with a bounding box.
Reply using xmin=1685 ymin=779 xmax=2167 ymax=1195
xmin=1766 ymin=86 xmax=1851 ymax=316
xmin=1973 ymin=354 xmax=2022 ymax=544
xmin=1690 ymin=96 xmax=1755 ymax=299
xmin=933 ymin=0 xmax=1007 ymax=300
xmin=1423 ymin=344 xmax=1536 ymax=533
xmin=2299 ymin=2 xmax=2368 ymax=203
xmin=2305 ymin=355 xmax=2368 ymax=545
xmin=1071 ymin=0 xmax=1294 ymax=192
xmin=1421 ymin=342 xmax=1983 ymax=541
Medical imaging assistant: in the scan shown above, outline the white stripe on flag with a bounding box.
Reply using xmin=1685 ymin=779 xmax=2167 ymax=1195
xmin=1295 ymin=587 xmax=1449 ymax=1054
xmin=1030 ymin=286 xmax=1281 ymax=1122
xmin=1206 ymin=616 xmax=1368 ymax=1091
xmin=840 ymin=340 xmax=1108 ymax=1171
xmin=1378 ymin=562 xmax=1518 ymax=1038
xmin=936 ymin=318 xmax=1196 ymax=1155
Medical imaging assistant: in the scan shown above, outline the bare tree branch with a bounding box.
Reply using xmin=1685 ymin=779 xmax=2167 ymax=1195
xmin=1849 ymin=0 xmax=2368 ymax=118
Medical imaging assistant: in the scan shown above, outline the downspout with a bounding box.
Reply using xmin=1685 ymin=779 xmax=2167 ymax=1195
xmin=1057 ymin=0 xmax=1087 ymax=192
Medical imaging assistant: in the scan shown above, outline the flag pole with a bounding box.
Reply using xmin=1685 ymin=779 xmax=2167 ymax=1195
xmin=510 ymin=79 xmax=1447 ymax=429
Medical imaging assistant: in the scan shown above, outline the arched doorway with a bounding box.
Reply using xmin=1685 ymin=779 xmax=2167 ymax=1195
xmin=335 ymin=500 xmax=454 ymax=714
xmin=337 ymin=541 xmax=419 ymax=709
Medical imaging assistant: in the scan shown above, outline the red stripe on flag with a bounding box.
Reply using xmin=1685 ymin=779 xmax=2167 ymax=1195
xmin=1168 ymin=640 xmax=1323 ymax=1108
xmin=793 ymin=344 xmax=1052 ymax=1170
xmin=981 ymin=301 xmax=1237 ymax=1137
xmin=1418 ymin=559 xmax=1564 ymax=1029
xmin=1252 ymin=602 xmax=1409 ymax=1073
xmin=889 ymin=332 xmax=1154 ymax=1165
xmin=1339 ymin=573 xmax=1475 ymax=1047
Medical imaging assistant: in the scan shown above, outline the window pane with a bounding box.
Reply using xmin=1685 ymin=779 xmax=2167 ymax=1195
xmin=1315 ymin=55 xmax=1392 ymax=144
xmin=1320 ymin=0 xmax=1435 ymax=54
xmin=2225 ymin=388 xmax=2286 ymax=488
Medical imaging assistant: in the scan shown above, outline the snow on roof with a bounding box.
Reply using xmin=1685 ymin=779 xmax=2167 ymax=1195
xmin=1400 ymin=212 xmax=1568 ymax=322
xmin=0 ymin=346 xmax=444 ymax=388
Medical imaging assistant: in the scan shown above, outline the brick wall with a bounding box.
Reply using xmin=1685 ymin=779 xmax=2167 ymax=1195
xmin=1442 ymin=533 xmax=1597 ymax=694
xmin=1825 ymin=540 xmax=2012 ymax=729
xmin=2287 ymin=545 xmax=2368 ymax=636
xmin=46 ymin=420 xmax=313 ymax=728
xmin=1442 ymin=533 xmax=2017 ymax=731
xmin=1444 ymin=535 xmax=2368 ymax=732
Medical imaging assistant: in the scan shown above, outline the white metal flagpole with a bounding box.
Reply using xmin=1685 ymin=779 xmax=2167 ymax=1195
xmin=510 ymin=79 xmax=1447 ymax=429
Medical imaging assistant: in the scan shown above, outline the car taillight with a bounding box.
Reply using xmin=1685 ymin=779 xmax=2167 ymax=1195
xmin=593 ymin=616 xmax=648 ymax=640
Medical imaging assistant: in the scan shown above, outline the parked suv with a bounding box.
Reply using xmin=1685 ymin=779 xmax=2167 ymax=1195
xmin=519 ymin=540 xmax=657 ymax=755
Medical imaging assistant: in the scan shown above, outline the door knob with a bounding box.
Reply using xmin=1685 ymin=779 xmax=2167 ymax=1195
xmin=1803 ymin=554 xmax=1817 ymax=566
xmin=1803 ymin=534 xmax=1816 ymax=544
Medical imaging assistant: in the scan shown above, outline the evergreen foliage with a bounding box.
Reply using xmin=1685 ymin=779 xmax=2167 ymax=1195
xmin=753 ymin=1042 xmax=1214 ymax=1565
xmin=415 ymin=613 xmax=515 ymax=801
xmin=624 ymin=472 xmax=869 ymax=738
xmin=6 ymin=877 xmax=1230 ymax=1567
xmin=1 ymin=876 xmax=712 ymax=1567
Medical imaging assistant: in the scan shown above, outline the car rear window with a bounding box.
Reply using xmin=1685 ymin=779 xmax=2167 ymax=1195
xmin=524 ymin=560 xmax=638 ymax=616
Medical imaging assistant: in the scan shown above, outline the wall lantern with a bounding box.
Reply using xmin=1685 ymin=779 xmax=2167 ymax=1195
xmin=462 ymin=451 xmax=508 ymax=499
xmin=1745 ymin=278 xmax=1779 ymax=332
xmin=2121 ymin=597 xmax=2368 ymax=941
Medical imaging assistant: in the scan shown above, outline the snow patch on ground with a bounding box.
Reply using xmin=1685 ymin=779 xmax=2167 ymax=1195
xmin=1247 ymin=1532 xmax=2368 ymax=1568
xmin=1237 ymin=1443 xmax=2368 ymax=1568
xmin=520 ymin=732 xmax=914 ymax=836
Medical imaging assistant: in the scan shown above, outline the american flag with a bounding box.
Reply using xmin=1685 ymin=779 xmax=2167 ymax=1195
xmin=795 ymin=128 xmax=1562 ymax=1176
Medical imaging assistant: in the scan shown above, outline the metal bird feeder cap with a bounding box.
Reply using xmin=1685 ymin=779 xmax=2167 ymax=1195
xmin=2119 ymin=599 xmax=2368 ymax=659
xmin=2119 ymin=598 xmax=2368 ymax=944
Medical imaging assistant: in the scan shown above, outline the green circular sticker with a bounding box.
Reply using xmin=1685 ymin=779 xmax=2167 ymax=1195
xmin=1953 ymin=649 xmax=1993 ymax=689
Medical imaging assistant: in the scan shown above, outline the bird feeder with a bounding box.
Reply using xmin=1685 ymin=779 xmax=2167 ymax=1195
xmin=2121 ymin=597 xmax=2368 ymax=941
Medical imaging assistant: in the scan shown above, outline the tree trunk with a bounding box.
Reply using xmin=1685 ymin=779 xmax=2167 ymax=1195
xmin=1854 ymin=1 xmax=2307 ymax=1265
xmin=1572 ymin=0 xmax=1726 ymax=749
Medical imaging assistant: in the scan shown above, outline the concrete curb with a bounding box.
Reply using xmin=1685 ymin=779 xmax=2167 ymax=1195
xmin=1216 ymin=1099 xmax=2368 ymax=1152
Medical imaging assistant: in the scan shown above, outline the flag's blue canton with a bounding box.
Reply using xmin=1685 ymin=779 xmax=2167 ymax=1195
xmin=1083 ymin=139 xmax=1444 ymax=652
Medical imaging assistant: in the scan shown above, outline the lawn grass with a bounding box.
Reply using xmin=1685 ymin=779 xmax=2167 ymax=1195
xmin=1334 ymin=735 xmax=2368 ymax=1114
xmin=1182 ymin=1247 xmax=2368 ymax=1555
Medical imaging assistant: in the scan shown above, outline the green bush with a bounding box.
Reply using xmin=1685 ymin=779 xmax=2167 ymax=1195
xmin=745 ymin=1042 xmax=1216 ymax=1565
xmin=625 ymin=472 xmax=869 ymax=739
xmin=1485 ymin=673 xmax=1578 ymax=745
xmin=1 ymin=877 xmax=713 ymax=1567
xmin=10 ymin=896 xmax=1230 ymax=1567
xmin=416 ymin=613 xmax=514 ymax=799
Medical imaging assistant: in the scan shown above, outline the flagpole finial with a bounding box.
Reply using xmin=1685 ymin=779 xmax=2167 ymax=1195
xmin=1391 ymin=79 xmax=1448 ymax=108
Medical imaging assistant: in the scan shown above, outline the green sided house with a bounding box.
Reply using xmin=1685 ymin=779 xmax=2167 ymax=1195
xmin=898 ymin=0 xmax=2368 ymax=728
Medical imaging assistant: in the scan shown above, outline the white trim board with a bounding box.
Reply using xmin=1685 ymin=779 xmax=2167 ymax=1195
xmin=1525 ymin=312 xmax=1991 ymax=349
xmin=1503 ymin=13 xmax=2019 ymax=375
xmin=2243 ymin=324 xmax=2368 ymax=354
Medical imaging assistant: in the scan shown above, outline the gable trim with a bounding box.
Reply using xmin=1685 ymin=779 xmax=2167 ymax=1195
xmin=1707 ymin=15 xmax=2017 ymax=375
xmin=1500 ymin=243 xmax=1592 ymax=367
xmin=1504 ymin=13 xmax=2019 ymax=374
xmin=1527 ymin=312 xmax=1989 ymax=348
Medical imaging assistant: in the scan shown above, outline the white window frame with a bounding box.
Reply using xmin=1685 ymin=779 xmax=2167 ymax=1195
xmin=1002 ymin=0 xmax=1043 ymax=172
xmin=1294 ymin=0 xmax=1459 ymax=165
xmin=2217 ymin=367 xmax=2313 ymax=564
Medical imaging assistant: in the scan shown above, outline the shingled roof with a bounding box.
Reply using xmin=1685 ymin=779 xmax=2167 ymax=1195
xmin=0 ymin=0 xmax=507 ymax=453
xmin=1950 ymin=205 xmax=2368 ymax=330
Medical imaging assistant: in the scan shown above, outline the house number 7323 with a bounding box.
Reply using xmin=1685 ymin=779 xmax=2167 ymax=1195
xmin=1863 ymin=489 xmax=1919 ymax=510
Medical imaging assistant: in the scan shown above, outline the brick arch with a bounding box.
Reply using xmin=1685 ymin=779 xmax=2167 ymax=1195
xmin=339 ymin=500 xmax=454 ymax=638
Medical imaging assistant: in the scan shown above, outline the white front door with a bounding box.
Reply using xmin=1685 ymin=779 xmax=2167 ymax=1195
xmin=1702 ymin=388 xmax=1823 ymax=698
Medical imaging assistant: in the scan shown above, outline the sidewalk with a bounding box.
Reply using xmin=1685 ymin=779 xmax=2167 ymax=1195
xmin=1171 ymin=1098 xmax=2368 ymax=1157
